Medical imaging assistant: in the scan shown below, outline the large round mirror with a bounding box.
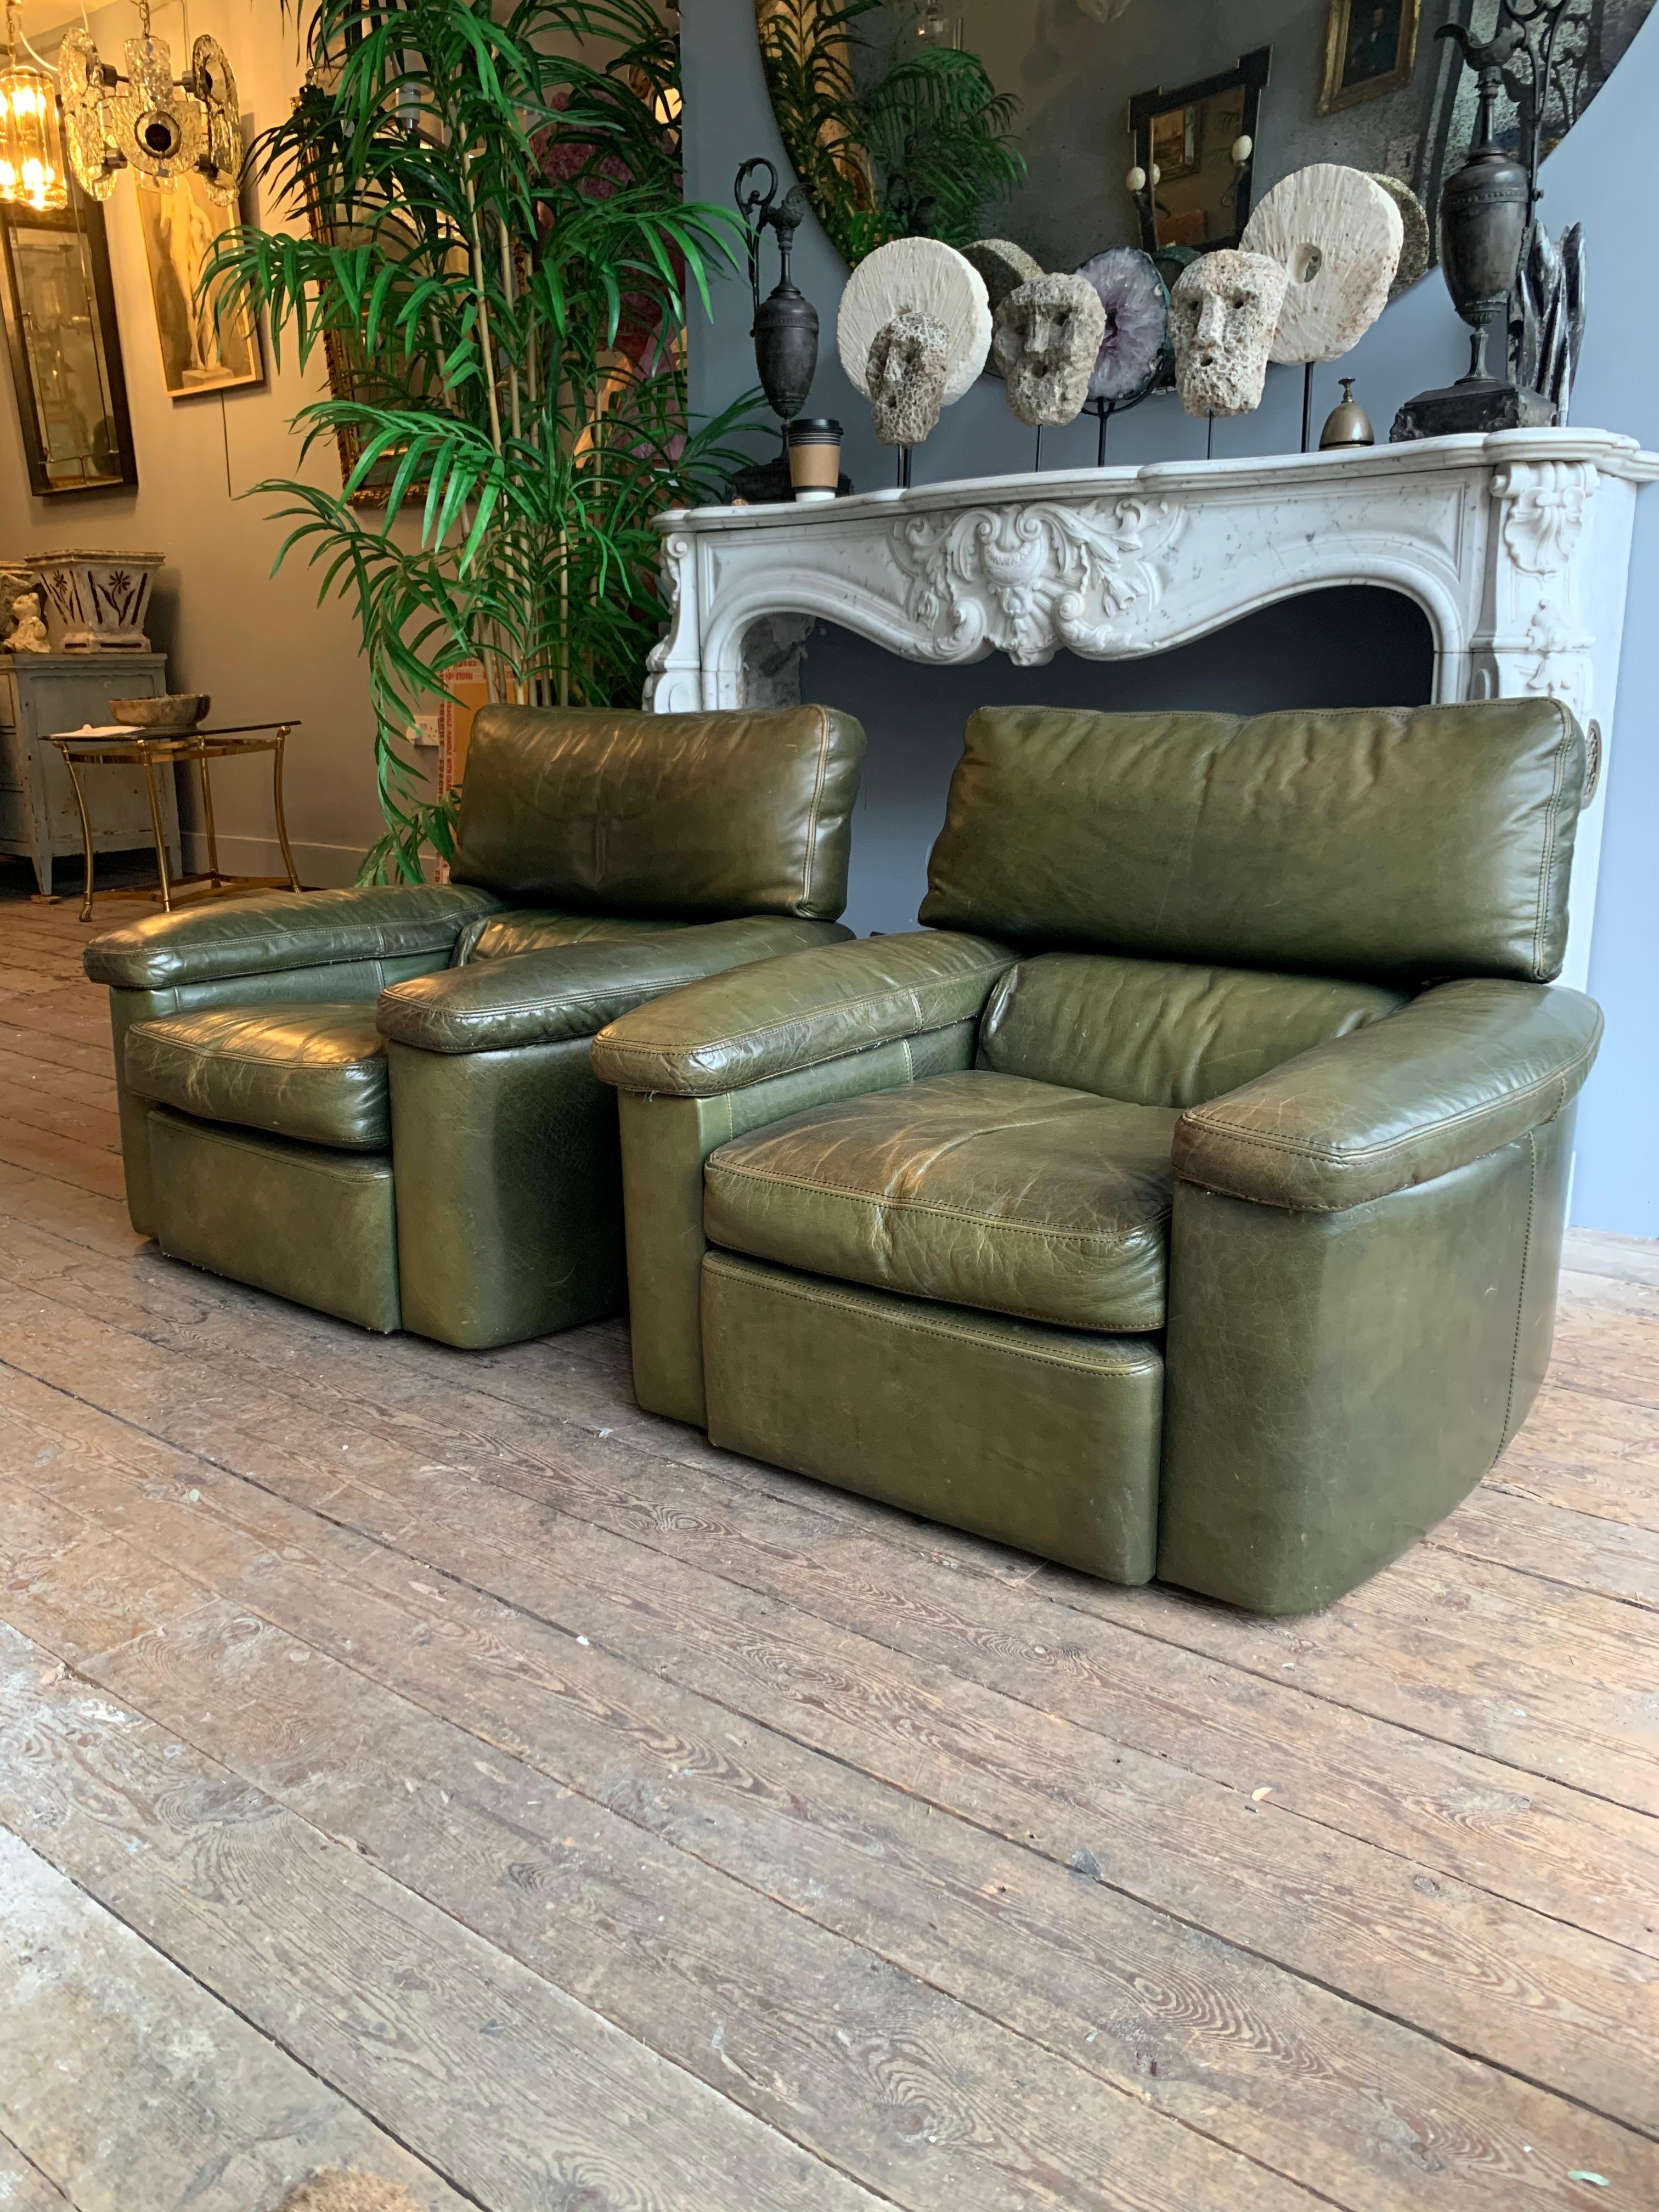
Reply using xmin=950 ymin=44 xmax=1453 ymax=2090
xmin=755 ymin=1 xmax=1652 ymax=274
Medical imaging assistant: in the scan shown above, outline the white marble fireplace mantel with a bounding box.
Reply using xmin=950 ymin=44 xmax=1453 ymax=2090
xmin=647 ymin=430 xmax=1657 ymax=987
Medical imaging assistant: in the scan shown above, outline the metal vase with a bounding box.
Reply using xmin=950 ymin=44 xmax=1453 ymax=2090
xmin=1438 ymin=55 xmax=1531 ymax=382
xmin=753 ymin=278 xmax=820 ymax=422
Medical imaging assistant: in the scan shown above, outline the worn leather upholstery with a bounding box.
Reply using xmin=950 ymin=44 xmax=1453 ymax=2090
xmin=1172 ymin=977 xmax=1603 ymax=1209
xmin=706 ymin=1073 xmax=1179 ymax=1331
xmin=452 ymin=703 xmax=862 ymax=918
xmin=87 ymin=702 xmax=865 ymax=1347
xmin=921 ymin=702 xmax=1583 ymax=980
xmin=146 ymin=1105 xmax=402 ymax=1333
xmin=381 ymin=917 xmax=848 ymax=1056
xmin=598 ymin=697 xmax=1598 ymax=1613
xmin=704 ymin=1253 xmax=1164 ymax=1584
xmin=85 ymin=883 xmax=499 ymax=989
xmin=980 ymin=953 xmax=1406 ymax=1107
xmin=590 ymin=930 xmax=1015 ymax=1096
xmin=126 ymin=1004 xmax=388 ymax=1149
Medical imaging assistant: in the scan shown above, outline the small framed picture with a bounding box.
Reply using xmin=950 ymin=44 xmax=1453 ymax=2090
xmin=136 ymin=170 xmax=263 ymax=400
xmin=1319 ymin=0 xmax=1422 ymax=115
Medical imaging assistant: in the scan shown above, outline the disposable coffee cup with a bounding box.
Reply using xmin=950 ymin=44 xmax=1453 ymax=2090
xmin=788 ymin=418 xmax=842 ymax=501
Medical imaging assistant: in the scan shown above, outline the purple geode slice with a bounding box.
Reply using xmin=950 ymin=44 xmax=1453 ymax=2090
xmin=1077 ymin=247 xmax=1169 ymax=404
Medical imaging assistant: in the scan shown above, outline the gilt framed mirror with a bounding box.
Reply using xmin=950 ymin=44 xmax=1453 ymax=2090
xmin=0 ymin=185 xmax=137 ymax=495
xmin=755 ymin=1 xmax=1656 ymax=280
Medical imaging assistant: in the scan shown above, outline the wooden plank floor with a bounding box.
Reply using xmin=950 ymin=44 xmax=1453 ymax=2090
xmin=1 ymin=873 xmax=1656 ymax=2212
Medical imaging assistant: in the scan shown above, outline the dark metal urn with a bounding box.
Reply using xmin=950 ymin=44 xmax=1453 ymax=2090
xmin=1392 ymin=16 xmax=1555 ymax=441
xmin=726 ymin=161 xmax=849 ymax=505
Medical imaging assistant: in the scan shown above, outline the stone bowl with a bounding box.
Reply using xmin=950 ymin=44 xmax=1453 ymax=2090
xmin=110 ymin=692 xmax=211 ymax=733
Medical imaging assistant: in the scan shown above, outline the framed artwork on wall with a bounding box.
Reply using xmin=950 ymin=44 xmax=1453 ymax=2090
xmin=0 ymin=184 xmax=138 ymax=494
xmin=1319 ymin=0 xmax=1422 ymax=115
xmin=136 ymin=171 xmax=264 ymax=399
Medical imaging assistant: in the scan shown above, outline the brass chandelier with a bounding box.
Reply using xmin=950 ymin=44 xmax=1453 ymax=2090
xmin=0 ymin=1 xmax=67 ymax=210
xmin=57 ymin=0 xmax=241 ymax=204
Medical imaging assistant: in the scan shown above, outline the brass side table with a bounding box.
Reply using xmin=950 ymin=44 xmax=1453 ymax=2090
xmin=47 ymin=721 xmax=303 ymax=923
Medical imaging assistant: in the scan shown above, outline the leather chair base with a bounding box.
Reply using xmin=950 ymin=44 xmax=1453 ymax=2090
xmin=702 ymin=1251 xmax=1163 ymax=1584
xmin=146 ymin=1105 xmax=402 ymax=1333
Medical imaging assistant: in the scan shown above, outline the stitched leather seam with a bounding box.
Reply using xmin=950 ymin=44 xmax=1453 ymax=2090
xmin=133 ymin=1046 xmax=381 ymax=1077
xmin=153 ymin=1113 xmax=390 ymax=1172
xmin=602 ymin=962 xmax=1009 ymax=1062
xmin=1533 ymin=707 xmax=1569 ymax=979
xmin=1183 ymin=1046 xmax=1593 ymax=1166
xmin=708 ymin=1165 xmax=1169 ymax=1246
xmin=800 ymin=704 xmax=831 ymax=913
xmin=1502 ymin=1126 xmax=1540 ymax=1443
xmin=706 ymin=1257 xmax=1161 ymax=1372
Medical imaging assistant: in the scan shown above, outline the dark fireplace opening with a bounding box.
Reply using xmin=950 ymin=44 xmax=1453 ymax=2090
xmin=800 ymin=584 xmax=1436 ymax=936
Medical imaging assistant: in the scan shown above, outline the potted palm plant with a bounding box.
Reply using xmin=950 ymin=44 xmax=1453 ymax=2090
xmin=209 ymin=0 xmax=756 ymax=879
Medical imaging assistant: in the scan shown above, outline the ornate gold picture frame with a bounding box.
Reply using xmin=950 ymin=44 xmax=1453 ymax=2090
xmin=1319 ymin=0 xmax=1422 ymax=116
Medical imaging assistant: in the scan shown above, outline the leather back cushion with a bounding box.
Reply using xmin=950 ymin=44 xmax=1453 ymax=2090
xmin=979 ymin=952 xmax=1407 ymax=1110
xmin=921 ymin=702 xmax=1584 ymax=983
xmin=452 ymin=704 xmax=865 ymax=919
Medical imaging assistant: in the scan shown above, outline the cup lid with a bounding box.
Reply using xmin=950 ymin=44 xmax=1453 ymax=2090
xmin=788 ymin=417 xmax=842 ymax=437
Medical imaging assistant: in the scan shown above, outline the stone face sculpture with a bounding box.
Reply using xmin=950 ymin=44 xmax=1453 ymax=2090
xmin=962 ymin=238 xmax=1045 ymax=313
xmin=3 ymin=590 xmax=49 ymax=653
xmin=992 ymin=273 xmax=1106 ymax=428
xmin=838 ymin=236 xmax=991 ymax=415
xmin=1240 ymin=164 xmax=1402 ymax=365
xmin=1169 ymin=251 xmax=1289 ymax=418
xmin=1076 ymin=247 xmax=1169 ymax=404
xmin=867 ymin=308 xmax=950 ymax=446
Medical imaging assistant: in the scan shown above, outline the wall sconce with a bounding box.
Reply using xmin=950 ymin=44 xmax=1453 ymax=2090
xmin=0 ymin=3 xmax=66 ymax=211
xmin=57 ymin=0 xmax=241 ymax=206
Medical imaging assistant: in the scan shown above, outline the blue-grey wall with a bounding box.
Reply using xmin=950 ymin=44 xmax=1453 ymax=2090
xmin=682 ymin=0 xmax=1657 ymax=1234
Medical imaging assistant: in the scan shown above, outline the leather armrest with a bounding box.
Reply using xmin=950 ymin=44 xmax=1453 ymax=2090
xmin=376 ymin=915 xmax=849 ymax=1054
xmin=83 ymin=884 xmax=501 ymax=990
xmin=1173 ymin=978 xmax=1602 ymax=1212
xmin=591 ymin=929 xmax=1015 ymax=1097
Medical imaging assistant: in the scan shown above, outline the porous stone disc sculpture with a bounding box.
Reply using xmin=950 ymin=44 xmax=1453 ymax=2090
xmin=867 ymin=308 xmax=950 ymax=446
xmin=1240 ymin=163 xmax=1403 ymax=364
xmin=962 ymin=238 xmax=1045 ymax=312
xmin=1369 ymin=172 xmax=1431 ymax=300
xmin=1169 ymin=250 xmax=1289 ymax=417
xmin=838 ymin=237 xmax=992 ymax=416
xmin=1076 ymin=247 xmax=1169 ymax=404
xmin=992 ymin=273 xmax=1107 ymax=427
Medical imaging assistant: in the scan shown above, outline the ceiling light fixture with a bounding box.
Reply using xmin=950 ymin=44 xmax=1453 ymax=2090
xmin=58 ymin=0 xmax=241 ymax=205
xmin=0 ymin=2 xmax=66 ymax=210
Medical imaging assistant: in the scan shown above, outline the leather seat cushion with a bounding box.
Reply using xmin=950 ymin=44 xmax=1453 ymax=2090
xmin=126 ymin=1003 xmax=389 ymax=1149
xmin=704 ymin=1070 xmax=1179 ymax=1333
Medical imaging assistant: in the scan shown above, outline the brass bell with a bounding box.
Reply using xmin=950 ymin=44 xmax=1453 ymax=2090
xmin=1319 ymin=377 xmax=1375 ymax=449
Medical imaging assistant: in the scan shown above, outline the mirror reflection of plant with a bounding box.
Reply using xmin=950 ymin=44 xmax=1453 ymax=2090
xmin=758 ymin=0 xmax=1024 ymax=264
xmin=204 ymin=0 xmax=758 ymax=882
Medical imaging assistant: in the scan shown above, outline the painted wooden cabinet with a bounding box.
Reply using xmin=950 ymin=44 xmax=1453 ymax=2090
xmin=0 ymin=653 xmax=179 ymax=897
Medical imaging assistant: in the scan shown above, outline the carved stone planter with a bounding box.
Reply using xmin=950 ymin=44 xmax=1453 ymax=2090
xmin=29 ymin=549 xmax=164 ymax=650
xmin=647 ymin=431 xmax=1657 ymax=989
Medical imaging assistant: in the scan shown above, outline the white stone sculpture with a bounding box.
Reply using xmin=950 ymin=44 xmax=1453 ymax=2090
xmin=1169 ymin=251 xmax=1289 ymax=417
xmin=1369 ymin=173 xmax=1430 ymax=300
xmin=3 ymin=589 xmax=49 ymax=652
xmin=867 ymin=308 xmax=950 ymax=446
xmin=838 ymin=237 xmax=991 ymax=412
xmin=1241 ymin=164 xmax=1402 ymax=365
xmin=992 ymin=273 xmax=1107 ymax=428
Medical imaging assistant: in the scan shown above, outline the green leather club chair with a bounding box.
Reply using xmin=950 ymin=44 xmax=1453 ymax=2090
xmin=592 ymin=701 xmax=1601 ymax=1614
xmin=84 ymin=703 xmax=863 ymax=1346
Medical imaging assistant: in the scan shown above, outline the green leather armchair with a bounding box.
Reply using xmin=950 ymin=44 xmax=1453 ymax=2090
xmin=592 ymin=701 xmax=1600 ymax=1613
xmin=85 ymin=703 xmax=863 ymax=1346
